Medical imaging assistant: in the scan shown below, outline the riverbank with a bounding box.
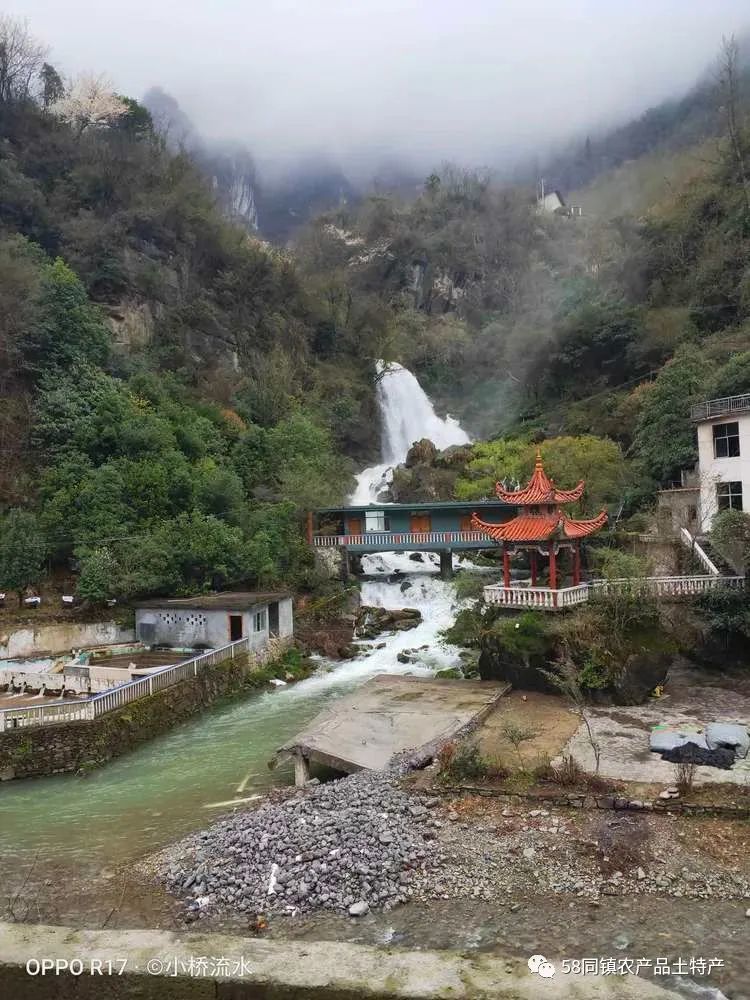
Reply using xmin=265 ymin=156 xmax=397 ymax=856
xmin=0 ymin=642 xmax=307 ymax=780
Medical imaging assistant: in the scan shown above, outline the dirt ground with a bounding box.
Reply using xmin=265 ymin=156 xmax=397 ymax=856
xmin=477 ymin=690 xmax=580 ymax=771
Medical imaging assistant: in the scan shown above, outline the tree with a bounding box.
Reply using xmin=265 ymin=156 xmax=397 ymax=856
xmin=23 ymin=259 xmax=110 ymax=376
xmin=0 ymin=16 xmax=47 ymax=103
xmin=51 ymin=74 xmax=128 ymax=135
xmin=455 ymin=434 xmax=626 ymax=511
xmin=0 ymin=509 xmax=46 ymax=603
xmin=115 ymin=95 xmax=153 ymax=136
xmin=711 ymin=509 xmax=750 ymax=575
xmin=716 ymin=35 xmax=750 ymax=217
xmin=38 ymin=61 xmax=63 ymax=109
xmin=632 ymin=348 xmax=706 ymax=484
xmin=76 ymin=546 xmax=117 ymax=603
xmin=543 ymin=657 xmax=602 ymax=774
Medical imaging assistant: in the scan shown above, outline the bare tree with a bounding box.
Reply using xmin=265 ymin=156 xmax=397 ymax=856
xmin=717 ymin=35 xmax=750 ymax=216
xmin=51 ymin=73 xmax=128 ymax=135
xmin=0 ymin=15 xmax=47 ymax=103
xmin=543 ymin=657 xmax=602 ymax=774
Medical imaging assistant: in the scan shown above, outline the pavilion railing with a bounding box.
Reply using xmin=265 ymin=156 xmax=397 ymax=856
xmin=483 ymin=584 xmax=589 ymax=609
xmin=313 ymin=531 xmax=489 ymax=547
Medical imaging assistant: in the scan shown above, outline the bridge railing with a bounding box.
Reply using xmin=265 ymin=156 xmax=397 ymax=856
xmin=0 ymin=637 xmax=251 ymax=732
xmin=313 ymin=530 xmax=489 ymax=547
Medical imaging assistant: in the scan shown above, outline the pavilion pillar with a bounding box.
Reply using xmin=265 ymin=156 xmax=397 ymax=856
xmin=306 ymin=510 xmax=314 ymax=545
xmin=530 ymin=550 xmax=538 ymax=586
xmin=548 ymin=545 xmax=557 ymax=590
xmin=502 ymin=545 xmax=511 ymax=589
xmin=573 ymin=542 xmax=581 ymax=586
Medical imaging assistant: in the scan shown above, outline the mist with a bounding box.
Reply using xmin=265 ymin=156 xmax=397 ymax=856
xmin=7 ymin=0 xmax=750 ymax=177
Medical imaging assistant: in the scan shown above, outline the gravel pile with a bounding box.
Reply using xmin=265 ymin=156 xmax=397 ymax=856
xmin=161 ymin=771 xmax=442 ymax=917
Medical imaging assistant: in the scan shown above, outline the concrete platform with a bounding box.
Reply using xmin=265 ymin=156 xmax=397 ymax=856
xmin=0 ymin=921 xmax=679 ymax=999
xmin=276 ymin=674 xmax=508 ymax=784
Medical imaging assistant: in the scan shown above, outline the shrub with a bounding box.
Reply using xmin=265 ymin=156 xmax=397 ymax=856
xmin=438 ymin=740 xmax=496 ymax=782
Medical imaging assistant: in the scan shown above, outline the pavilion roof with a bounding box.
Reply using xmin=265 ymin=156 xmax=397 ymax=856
xmin=471 ymin=509 xmax=608 ymax=543
xmin=495 ymin=450 xmax=585 ymax=505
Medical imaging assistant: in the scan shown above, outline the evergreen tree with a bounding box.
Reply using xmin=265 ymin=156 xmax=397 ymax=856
xmin=0 ymin=509 xmax=46 ymax=604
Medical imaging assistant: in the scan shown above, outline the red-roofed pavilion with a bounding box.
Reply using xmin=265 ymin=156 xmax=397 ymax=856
xmin=472 ymin=451 xmax=607 ymax=596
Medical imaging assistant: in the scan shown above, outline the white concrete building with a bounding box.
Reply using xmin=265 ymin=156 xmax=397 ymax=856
xmin=692 ymin=394 xmax=750 ymax=531
xmin=134 ymin=592 xmax=293 ymax=650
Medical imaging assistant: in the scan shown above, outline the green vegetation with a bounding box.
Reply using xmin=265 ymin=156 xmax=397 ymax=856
xmin=0 ymin=509 xmax=46 ymax=603
xmin=0 ymin=18 xmax=359 ymax=602
xmin=2 ymin=17 xmax=750 ymax=610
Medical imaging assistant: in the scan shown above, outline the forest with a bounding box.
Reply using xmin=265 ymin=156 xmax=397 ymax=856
xmin=1 ymin=17 xmax=750 ymax=604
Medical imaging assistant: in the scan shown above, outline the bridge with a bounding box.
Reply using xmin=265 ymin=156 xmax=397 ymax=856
xmin=308 ymin=500 xmax=516 ymax=577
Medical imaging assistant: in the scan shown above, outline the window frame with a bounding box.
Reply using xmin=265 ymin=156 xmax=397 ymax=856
xmin=713 ymin=421 xmax=740 ymax=459
xmin=365 ymin=510 xmax=390 ymax=532
xmin=717 ymin=480 xmax=743 ymax=512
xmin=254 ymin=609 xmax=267 ymax=633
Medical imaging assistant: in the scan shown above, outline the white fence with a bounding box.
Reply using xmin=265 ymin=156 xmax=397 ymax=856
xmin=483 ymin=574 xmax=744 ymax=610
xmin=483 ymin=584 xmax=589 ymax=610
xmin=0 ymin=637 xmax=253 ymax=732
xmin=590 ymin=575 xmax=744 ymax=598
xmin=313 ymin=531 xmax=488 ymax=548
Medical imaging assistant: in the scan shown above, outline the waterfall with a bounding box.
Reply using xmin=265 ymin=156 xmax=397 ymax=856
xmin=350 ymin=361 xmax=470 ymax=505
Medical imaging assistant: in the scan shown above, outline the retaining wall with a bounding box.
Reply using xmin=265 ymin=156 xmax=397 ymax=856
xmin=438 ymin=784 xmax=750 ymax=819
xmin=0 ymin=621 xmax=135 ymax=660
xmin=0 ymin=651 xmax=269 ymax=781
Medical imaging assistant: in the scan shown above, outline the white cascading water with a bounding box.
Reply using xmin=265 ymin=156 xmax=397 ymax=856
xmin=350 ymin=361 xmax=470 ymax=506
xmin=318 ymin=360 xmax=473 ymax=684
xmin=278 ymin=360 xmax=474 ymax=697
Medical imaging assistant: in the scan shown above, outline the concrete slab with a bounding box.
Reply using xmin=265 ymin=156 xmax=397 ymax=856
xmin=0 ymin=921 xmax=679 ymax=999
xmin=557 ymin=661 xmax=750 ymax=786
xmin=276 ymin=674 xmax=508 ymax=780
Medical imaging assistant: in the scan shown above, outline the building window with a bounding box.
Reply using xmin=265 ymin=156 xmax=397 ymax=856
xmin=254 ymin=610 xmax=266 ymax=632
xmin=365 ymin=511 xmax=390 ymax=532
xmin=717 ymin=481 xmax=743 ymax=512
xmin=713 ymin=422 xmax=740 ymax=458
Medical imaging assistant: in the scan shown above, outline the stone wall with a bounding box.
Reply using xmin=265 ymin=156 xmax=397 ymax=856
xmin=436 ymin=784 xmax=750 ymax=819
xmin=0 ymin=649 xmax=283 ymax=781
xmin=0 ymin=621 xmax=135 ymax=660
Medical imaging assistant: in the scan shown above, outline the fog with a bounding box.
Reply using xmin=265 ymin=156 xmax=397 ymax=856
xmin=8 ymin=0 xmax=750 ymax=176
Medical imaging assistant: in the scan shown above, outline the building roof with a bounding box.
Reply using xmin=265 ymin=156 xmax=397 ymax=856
xmin=471 ymin=510 xmax=608 ymax=543
xmin=494 ymin=451 xmax=585 ymax=505
xmin=316 ymin=499 xmax=513 ymax=515
xmin=133 ymin=591 xmax=291 ymax=611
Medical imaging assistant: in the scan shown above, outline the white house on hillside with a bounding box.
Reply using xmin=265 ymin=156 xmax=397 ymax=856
xmin=692 ymin=394 xmax=750 ymax=531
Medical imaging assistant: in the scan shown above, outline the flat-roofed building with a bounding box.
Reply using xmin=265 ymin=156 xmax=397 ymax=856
xmin=133 ymin=592 xmax=293 ymax=650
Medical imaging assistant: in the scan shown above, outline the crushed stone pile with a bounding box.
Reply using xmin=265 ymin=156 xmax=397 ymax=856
xmin=161 ymin=770 xmax=443 ymax=917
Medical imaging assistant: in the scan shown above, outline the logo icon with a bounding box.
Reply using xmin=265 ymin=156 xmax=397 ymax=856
xmin=528 ymin=954 xmax=556 ymax=979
